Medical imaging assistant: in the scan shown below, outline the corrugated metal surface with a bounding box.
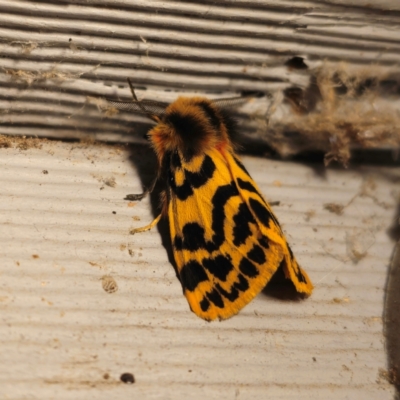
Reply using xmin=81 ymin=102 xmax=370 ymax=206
xmin=1 ymin=0 xmax=400 ymax=147
xmin=0 ymin=138 xmax=397 ymax=398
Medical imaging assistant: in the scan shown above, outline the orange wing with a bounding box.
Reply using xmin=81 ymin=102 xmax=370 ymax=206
xmin=166 ymin=147 xmax=312 ymax=321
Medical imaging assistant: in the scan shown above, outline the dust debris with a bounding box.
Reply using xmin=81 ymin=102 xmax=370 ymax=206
xmin=9 ymin=40 xmax=38 ymax=54
xmin=262 ymin=63 xmax=400 ymax=165
xmin=304 ymin=209 xmax=316 ymax=221
xmin=88 ymin=261 xmax=104 ymax=269
xmin=88 ymin=96 xmax=120 ymax=118
xmin=104 ymin=177 xmax=116 ymax=187
xmin=91 ymin=173 xmax=116 ymax=188
xmin=0 ymin=135 xmax=12 ymax=148
xmin=0 ymin=135 xmax=45 ymax=150
xmin=127 ymin=243 xmax=135 ymax=257
xmin=120 ymin=372 xmax=135 ymax=384
xmin=101 ymin=275 xmax=118 ymax=294
xmin=333 ymin=297 xmax=350 ymax=303
xmin=346 ymin=229 xmax=375 ymax=263
xmin=324 ymin=203 xmax=345 ymax=215
xmin=324 ymin=191 xmax=358 ymax=215
xmin=269 ymin=200 xmax=280 ymax=206
xmin=4 ymin=66 xmax=81 ymax=86
xmin=359 ymin=176 xmax=393 ymax=209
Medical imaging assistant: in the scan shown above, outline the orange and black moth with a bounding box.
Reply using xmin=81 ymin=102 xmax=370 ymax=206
xmin=107 ymin=81 xmax=313 ymax=321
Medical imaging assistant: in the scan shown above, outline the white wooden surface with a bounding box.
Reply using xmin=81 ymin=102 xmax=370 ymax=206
xmin=0 ymin=138 xmax=398 ymax=399
xmin=1 ymin=1 xmax=399 ymax=398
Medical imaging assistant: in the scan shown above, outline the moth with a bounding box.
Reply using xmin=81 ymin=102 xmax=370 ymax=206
xmin=107 ymin=80 xmax=313 ymax=321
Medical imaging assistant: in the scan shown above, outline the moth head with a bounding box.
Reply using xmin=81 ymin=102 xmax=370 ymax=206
xmin=148 ymin=97 xmax=232 ymax=162
xmin=105 ymin=79 xmax=256 ymax=162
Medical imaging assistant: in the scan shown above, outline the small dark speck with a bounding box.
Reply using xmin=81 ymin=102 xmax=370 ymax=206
xmin=103 ymin=373 xmax=110 ymax=380
xmin=42 ymin=170 xmax=48 ymax=174
xmin=312 ymin=357 xmax=317 ymax=362
xmin=120 ymin=372 xmax=135 ymax=384
xmin=188 ymin=369 xmax=192 ymax=373
xmin=69 ymin=38 xmax=72 ymax=42
xmin=285 ymin=56 xmax=308 ymax=70
xmin=112 ymin=211 xmax=117 ymax=214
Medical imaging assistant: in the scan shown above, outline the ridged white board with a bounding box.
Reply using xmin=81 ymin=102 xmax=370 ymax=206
xmin=0 ymin=139 xmax=397 ymax=399
xmin=0 ymin=0 xmax=400 ymax=142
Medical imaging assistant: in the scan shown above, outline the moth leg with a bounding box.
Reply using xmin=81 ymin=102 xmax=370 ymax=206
xmin=130 ymin=213 xmax=162 ymax=235
xmin=124 ymin=177 xmax=158 ymax=201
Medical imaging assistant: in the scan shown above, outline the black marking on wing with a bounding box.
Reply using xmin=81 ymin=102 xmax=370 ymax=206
xmin=232 ymin=202 xmax=256 ymax=246
xmin=297 ymin=270 xmax=307 ymax=284
xmin=168 ymin=154 xmax=216 ymax=201
xmin=279 ymin=249 xmax=307 ymax=284
xmin=174 ymin=182 xmax=240 ymax=254
xmin=180 ymin=260 xmax=208 ymax=292
xmin=237 ymin=177 xmax=258 ymax=194
xmin=210 ymin=183 xmax=239 ymax=247
xmin=238 ymin=177 xmax=282 ymax=229
xmin=207 ymin=289 xmax=224 ymax=308
xmin=233 ymin=156 xmax=251 ymax=176
xmin=186 ymin=155 xmax=216 ymax=188
xmin=239 ymin=257 xmax=259 ymax=278
xmin=174 ymin=222 xmax=206 ymax=251
xmin=203 ymin=255 xmax=233 ymax=281
xmin=247 ymin=244 xmax=267 ymax=264
xmin=174 ymin=223 xmax=216 ymax=253
xmin=200 ymin=297 xmax=210 ymax=312
xmin=168 ymin=152 xmax=193 ymax=200
xmin=234 ymin=274 xmax=250 ymax=292
xmin=287 ymin=245 xmax=307 ymax=284
xmin=215 ymin=283 xmax=239 ymax=302
xmin=258 ymin=236 xmax=270 ymax=249
xmin=215 ymin=273 xmax=250 ymax=303
xmin=249 ymin=198 xmax=271 ymax=228
xmin=168 ymin=171 xmax=193 ymax=200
